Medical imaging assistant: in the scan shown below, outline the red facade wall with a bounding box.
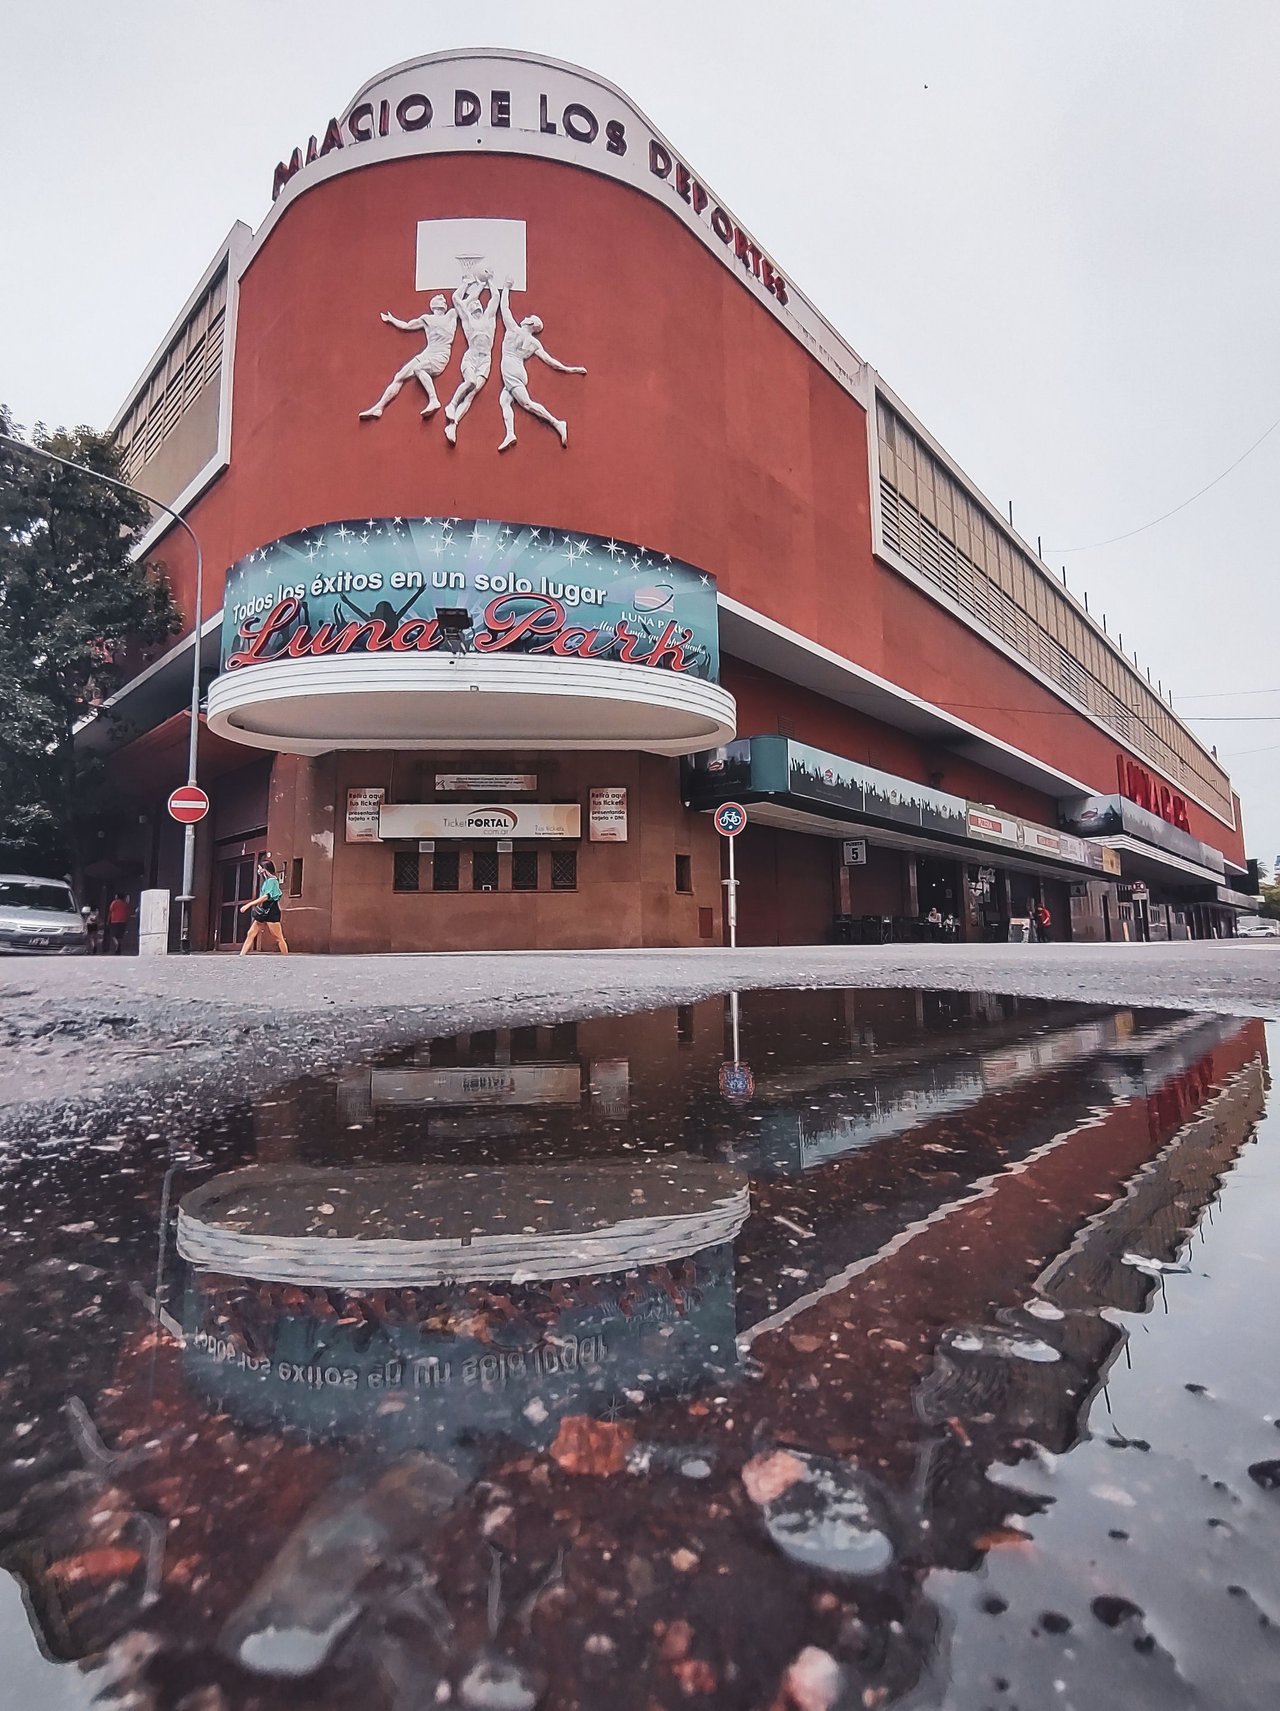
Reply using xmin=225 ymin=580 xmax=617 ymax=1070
xmin=148 ymin=147 xmax=1242 ymax=862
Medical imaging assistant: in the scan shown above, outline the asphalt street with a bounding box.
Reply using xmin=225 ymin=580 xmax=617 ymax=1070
xmin=1 ymin=940 xmax=1277 ymax=1128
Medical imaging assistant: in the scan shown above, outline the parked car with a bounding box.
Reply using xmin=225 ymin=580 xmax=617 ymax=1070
xmin=0 ymin=875 xmax=91 ymax=954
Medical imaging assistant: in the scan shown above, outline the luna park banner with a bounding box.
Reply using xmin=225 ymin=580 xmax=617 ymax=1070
xmin=220 ymin=517 xmax=720 ymax=681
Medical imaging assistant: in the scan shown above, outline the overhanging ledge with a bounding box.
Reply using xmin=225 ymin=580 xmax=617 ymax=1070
xmin=206 ymin=654 xmax=737 ymax=757
xmin=717 ymin=594 xmax=1096 ymax=800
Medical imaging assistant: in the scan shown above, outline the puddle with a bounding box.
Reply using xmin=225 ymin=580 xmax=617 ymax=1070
xmin=0 ymin=989 xmax=1277 ymax=1708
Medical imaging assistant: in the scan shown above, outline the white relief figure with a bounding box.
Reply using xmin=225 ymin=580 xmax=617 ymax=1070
xmin=443 ymin=270 xmax=501 ymax=446
xmin=359 ymin=297 xmax=459 ymax=420
xmin=496 ymin=280 xmax=587 ymax=451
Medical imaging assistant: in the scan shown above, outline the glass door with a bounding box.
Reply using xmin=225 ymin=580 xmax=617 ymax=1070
xmin=213 ymin=849 xmax=266 ymax=948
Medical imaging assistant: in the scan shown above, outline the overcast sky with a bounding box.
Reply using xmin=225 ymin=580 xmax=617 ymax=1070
xmin=4 ymin=1 xmax=1277 ymax=864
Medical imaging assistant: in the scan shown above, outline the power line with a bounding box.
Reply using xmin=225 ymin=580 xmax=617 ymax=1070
xmin=1046 ymin=410 xmax=1280 ymax=553
xmin=1176 ymin=687 xmax=1280 ymax=700
xmin=1224 ymin=742 xmax=1280 ymax=759
xmin=933 ymin=701 xmax=1280 ymax=721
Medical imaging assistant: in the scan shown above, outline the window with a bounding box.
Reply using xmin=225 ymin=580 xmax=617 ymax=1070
xmin=116 ymin=267 xmax=229 ymax=484
xmin=472 ymin=850 xmax=500 ymax=891
xmin=675 ymin=853 xmax=693 ymax=893
xmin=289 ymin=857 xmax=304 ymax=898
xmin=551 ymin=849 xmax=578 ymax=891
xmin=433 ymin=849 xmax=459 ymax=891
xmin=512 ymin=850 xmax=539 ymax=891
xmin=550 ymin=1021 xmax=578 ymax=1056
xmin=393 ymin=851 xmax=420 ymax=892
xmin=875 ymin=397 xmax=1233 ymax=822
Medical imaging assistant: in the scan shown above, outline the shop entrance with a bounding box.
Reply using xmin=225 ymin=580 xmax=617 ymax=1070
xmin=916 ymin=856 xmax=962 ymax=939
xmin=212 ymin=843 xmax=269 ymax=949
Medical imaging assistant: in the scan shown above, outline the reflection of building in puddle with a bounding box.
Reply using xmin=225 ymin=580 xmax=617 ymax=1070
xmin=738 ymin=1009 xmax=1251 ymax=1183
xmin=731 ymin=1023 xmax=1266 ymax=1704
xmin=261 ymin=992 xmax=1134 ymax=1173
xmin=739 ymin=1010 xmax=1216 ymax=1175
xmin=179 ymin=1158 xmax=747 ymax=1451
xmin=740 ymin=1014 xmax=1265 ymax=1335
xmin=909 ymin=1045 xmax=1269 ymax=1560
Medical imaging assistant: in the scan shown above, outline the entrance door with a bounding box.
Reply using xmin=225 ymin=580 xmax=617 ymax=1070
xmin=213 ymin=849 xmax=266 ymax=948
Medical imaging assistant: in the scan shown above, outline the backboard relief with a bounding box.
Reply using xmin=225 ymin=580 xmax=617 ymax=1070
xmin=359 ymin=217 xmax=585 ymax=451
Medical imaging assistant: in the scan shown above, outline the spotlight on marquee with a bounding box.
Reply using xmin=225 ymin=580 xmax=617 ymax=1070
xmin=435 ymin=606 xmax=474 ymax=655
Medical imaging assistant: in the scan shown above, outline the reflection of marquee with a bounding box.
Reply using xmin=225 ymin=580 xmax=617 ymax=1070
xmin=177 ymin=1159 xmax=749 ymax=1286
xmin=182 ymin=1238 xmax=739 ymax=1454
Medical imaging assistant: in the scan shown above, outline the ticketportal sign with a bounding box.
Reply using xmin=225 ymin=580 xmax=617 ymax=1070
xmin=379 ymin=802 xmax=581 ymax=840
xmin=220 ymin=518 xmax=720 ymax=681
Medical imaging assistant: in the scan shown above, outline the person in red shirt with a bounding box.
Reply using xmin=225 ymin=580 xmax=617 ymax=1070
xmin=1036 ymin=902 xmax=1052 ymax=943
xmin=106 ymin=892 xmax=131 ymax=955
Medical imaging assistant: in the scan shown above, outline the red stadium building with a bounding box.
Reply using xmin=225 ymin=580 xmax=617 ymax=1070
xmin=87 ymin=49 xmax=1254 ymax=950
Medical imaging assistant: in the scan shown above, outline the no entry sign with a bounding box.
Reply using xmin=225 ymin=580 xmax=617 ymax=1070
xmin=713 ymin=801 xmax=747 ymax=838
xmin=168 ymin=784 xmax=210 ymax=825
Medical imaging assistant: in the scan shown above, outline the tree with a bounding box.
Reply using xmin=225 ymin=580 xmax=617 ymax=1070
xmin=1257 ymin=880 xmax=1280 ymax=922
xmin=0 ymin=405 xmax=179 ymax=875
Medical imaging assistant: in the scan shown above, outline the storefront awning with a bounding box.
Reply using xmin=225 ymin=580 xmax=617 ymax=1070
xmin=686 ymin=735 xmax=1107 ymax=879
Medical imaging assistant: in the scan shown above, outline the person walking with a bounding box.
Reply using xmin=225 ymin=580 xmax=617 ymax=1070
xmin=105 ymin=892 xmax=131 ymax=954
xmin=239 ymin=859 xmax=289 ymax=956
xmin=1036 ymin=902 xmax=1052 ymax=943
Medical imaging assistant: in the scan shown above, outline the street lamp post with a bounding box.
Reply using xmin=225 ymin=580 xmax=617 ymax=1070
xmin=0 ymin=430 xmax=206 ymax=952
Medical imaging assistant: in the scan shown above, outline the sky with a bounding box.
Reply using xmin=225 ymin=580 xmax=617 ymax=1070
xmin=3 ymin=0 xmax=1278 ymax=865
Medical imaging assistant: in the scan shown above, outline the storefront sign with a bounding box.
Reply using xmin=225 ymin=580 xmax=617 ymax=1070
xmin=379 ymin=802 xmax=581 ymax=840
xmin=1023 ymin=824 xmax=1062 ymax=858
xmin=220 ymin=518 xmax=720 ymax=682
xmin=783 ymin=742 xmax=968 ymax=837
xmin=588 ymin=1059 xmax=631 ymax=1117
xmin=370 ymin=1065 xmax=582 ymax=1105
xmin=346 ymin=786 xmax=385 ymax=843
xmin=436 ymin=773 xmax=536 ymax=792
xmin=967 ymin=807 xmax=1022 ymax=847
xmin=1117 ymin=754 xmax=1191 ymax=833
xmin=588 ymin=787 xmax=628 ymax=842
xmin=1057 ymin=832 xmax=1087 ymax=866
xmin=266 ymin=53 xmax=807 ymax=340
xmin=1059 ymin=795 xmax=1224 ymax=876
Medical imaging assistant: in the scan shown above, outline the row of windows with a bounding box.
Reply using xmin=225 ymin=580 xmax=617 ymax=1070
xmin=393 ymin=847 xmax=578 ymax=893
xmin=876 ymin=401 xmax=1233 ymax=822
xmin=418 ymin=1022 xmax=579 ymax=1065
xmin=116 ymin=268 xmax=228 ymax=483
xmin=392 ymin=848 xmax=697 ymax=894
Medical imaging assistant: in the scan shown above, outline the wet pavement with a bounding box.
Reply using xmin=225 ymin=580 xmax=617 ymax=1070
xmin=0 ymin=988 xmax=1277 ymax=1710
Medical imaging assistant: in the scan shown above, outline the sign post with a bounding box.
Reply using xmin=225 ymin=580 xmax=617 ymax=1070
xmin=718 ymin=990 xmax=754 ymax=1102
xmin=712 ymin=801 xmax=747 ymax=949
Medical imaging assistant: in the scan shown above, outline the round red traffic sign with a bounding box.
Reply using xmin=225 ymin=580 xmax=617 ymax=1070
xmin=167 ymin=784 xmax=210 ymax=825
xmin=719 ymin=1060 xmax=755 ymax=1102
xmin=713 ymin=801 xmax=747 ymax=838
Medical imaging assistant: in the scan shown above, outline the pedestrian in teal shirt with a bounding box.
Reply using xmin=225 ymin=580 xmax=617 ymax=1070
xmin=239 ymin=858 xmax=289 ymax=955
